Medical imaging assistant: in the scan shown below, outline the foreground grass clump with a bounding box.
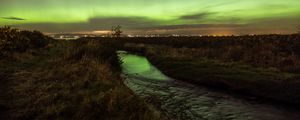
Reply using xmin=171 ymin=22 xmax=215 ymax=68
xmin=0 ymin=29 xmax=163 ymax=119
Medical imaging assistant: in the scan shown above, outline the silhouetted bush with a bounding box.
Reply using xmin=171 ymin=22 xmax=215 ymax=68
xmin=0 ymin=26 xmax=51 ymax=56
xmin=21 ymin=30 xmax=50 ymax=48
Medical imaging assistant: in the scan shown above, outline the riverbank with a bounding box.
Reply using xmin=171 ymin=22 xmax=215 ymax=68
xmin=122 ymin=43 xmax=300 ymax=106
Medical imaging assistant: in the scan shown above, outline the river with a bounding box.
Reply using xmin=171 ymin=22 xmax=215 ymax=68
xmin=118 ymin=51 xmax=300 ymax=120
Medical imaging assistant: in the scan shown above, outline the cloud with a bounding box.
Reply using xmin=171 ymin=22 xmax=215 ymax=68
xmin=8 ymin=16 xmax=300 ymax=35
xmin=1 ymin=16 xmax=26 ymax=20
xmin=88 ymin=17 xmax=159 ymax=28
xmin=142 ymin=24 xmax=244 ymax=30
xmin=129 ymin=23 xmax=246 ymax=35
xmin=179 ymin=12 xmax=216 ymax=20
xmin=10 ymin=16 xmax=161 ymax=32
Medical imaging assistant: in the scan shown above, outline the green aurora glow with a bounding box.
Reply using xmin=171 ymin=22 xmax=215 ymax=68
xmin=1 ymin=0 xmax=300 ymax=34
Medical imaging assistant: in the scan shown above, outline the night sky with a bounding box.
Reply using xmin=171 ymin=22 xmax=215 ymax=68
xmin=1 ymin=0 xmax=300 ymax=35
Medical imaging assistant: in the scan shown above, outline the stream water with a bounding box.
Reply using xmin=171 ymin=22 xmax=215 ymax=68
xmin=118 ymin=51 xmax=300 ymax=120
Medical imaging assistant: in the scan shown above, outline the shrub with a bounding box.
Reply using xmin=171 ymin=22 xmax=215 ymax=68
xmin=21 ymin=30 xmax=50 ymax=49
xmin=0 ymin=26 xmax=51 ymax=56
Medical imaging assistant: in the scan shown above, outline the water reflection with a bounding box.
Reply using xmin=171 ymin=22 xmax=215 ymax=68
xmin=118 ymin=51 xmax=170 ymax=81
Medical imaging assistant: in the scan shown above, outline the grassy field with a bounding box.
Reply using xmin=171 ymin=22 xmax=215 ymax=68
xmin=1 ymin=26 xmax=300 ymax=119
xmin=82 ymin=34 xmax=300 ymax=73
xmin=0 ymin=27 xmax=164 ymax=120
xmin=118 ymin=35 xmax=300 ymax=106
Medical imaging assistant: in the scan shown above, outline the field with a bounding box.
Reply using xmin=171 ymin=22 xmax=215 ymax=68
xmin=114 ymin=35 xmax=300 ymax=106
xmin=0 ymin=27 xmax=164 ymax=120
xmin=1 ymin=26 xmax=300 ymax=119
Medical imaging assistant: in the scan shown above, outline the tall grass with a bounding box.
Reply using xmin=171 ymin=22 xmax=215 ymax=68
xmin=116 ymin=34 xmax=300 ymax=73
xmin=0 ymin=29 xmax=163 ymax=119
xmin=117 ymin=36 xmax=300 ymax=106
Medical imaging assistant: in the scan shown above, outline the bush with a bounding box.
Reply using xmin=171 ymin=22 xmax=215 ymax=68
xmin=0 ymin=26 xmax=51 ymax=56
xmin=21 ymin=30 xmax=50 ymax=49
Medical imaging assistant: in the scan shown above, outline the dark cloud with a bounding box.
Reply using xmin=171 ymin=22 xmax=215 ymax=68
xmin=250 ymin=16 xmax=300 ymax=27
xmin=130 ymin=24 xmax=246 ymax=35
xmin=142 ymin=24 xmax=244 ymax=30
xmin=209 ymin=17 xmax=243 ymax=24
xmin=12 ymin=23 xmax=89 ymax=32
xmin=11 ymin=16 xmax=161 ymax=32
xmin=88 ymin=17 xmax=159 ymax=28
xmin=179 ymin=12 xmax=215 ymax=20
xmin=1 ymin=16 xmax=26 ymax=20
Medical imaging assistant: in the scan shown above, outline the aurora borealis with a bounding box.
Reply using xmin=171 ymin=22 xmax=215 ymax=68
xmin=1 ymin=0 xmax=300 ymax=35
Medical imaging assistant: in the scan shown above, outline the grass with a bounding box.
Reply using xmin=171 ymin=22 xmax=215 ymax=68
xmin=2 ymin=27 xmax=299 ymax=119
xmin=122 ymin=44 xmax=300 ymax=106
xmin=115 ymin=34 xmax=300 ymax=74
xmin=0 ymin=28 xmax=164 ymax=119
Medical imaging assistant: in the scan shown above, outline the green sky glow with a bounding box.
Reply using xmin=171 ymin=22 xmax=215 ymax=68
xmin=1 ymin=0 xmax=300 ymax=34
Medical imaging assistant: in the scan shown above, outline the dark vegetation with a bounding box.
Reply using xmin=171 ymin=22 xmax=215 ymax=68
xmin=110 ymin=25 xmax=123 ymax=38
xmin=0 ymin=27 xmax=163 ymax=120
xmin=85 ymin=34 xmax=300 ymax=106
xmin=0 ymin=26 xmax=52 ymax=56
xmin=1 ymin=25 xmax=300 ymax=119
xmin=84 ymin=34 xmax=300 ymax=73
xmin=142 ymin=45 xmax=300 ymax=106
